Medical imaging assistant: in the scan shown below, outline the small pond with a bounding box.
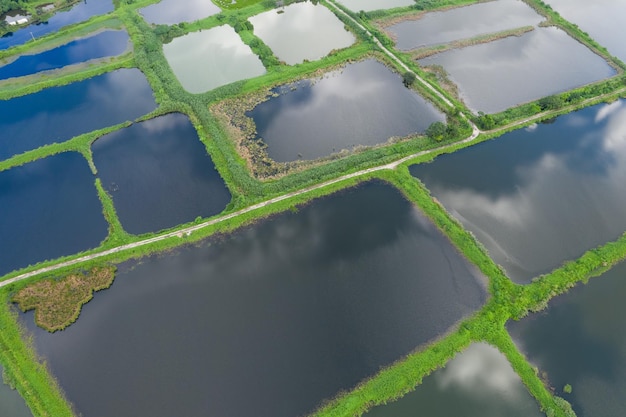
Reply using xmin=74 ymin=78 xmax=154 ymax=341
xmin=336 ymin=0 xmax=415 ymax=13
xmin=23 ymin=181 xmax=486 ymax=417
xmin=246 ymin=58 xmax=445 ymax=162
xmin=387 ymin=0 xmax=543 ymax=51
xmin=0 ymin=68 xmax=157 ymax=162
xmin=92 ymin=112 xmax=232 ymax=235
xmin=410 ymin=99 xmax=626 ymax=283
xmin=364 ymin=343 xmax=544 ymax=417
xmin=248 ymin=2 xmax=355 ymax=65
xmin=0 ymin=0 xmax=114 ymax=51
xmin=139 ymin=0 xmax=221 ymax=25
xmin=419 ymin=27 xmax=615 ymax=114
xmin=0 ymin=152 xmax=108 ymax=277
xmin=0 ymin=366 xmax=33 ymax=417
xmin=544 ymin=0 xmax=626 ymax=64
xmin=0 ymin=30 xmax=129 ymax=80
xmin=163 ymin=25 xmax=265 ymax=93
xmin=508 ymin=261 xmax=626 ymax=417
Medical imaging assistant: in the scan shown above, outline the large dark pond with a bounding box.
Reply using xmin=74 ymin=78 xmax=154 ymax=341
xmin=0 ymin=0 xmax=114 ymax=51
xmin=0 ymin=30 xmax=129 ymax=80
xmin=139 ymin=0 xmax=221 ymax=25
xmin=23 ymin=181 xmax=486 ymax=417
xmin=0 ymin=152 xmax=108 ymax=277
xmin=508 ymin=261 xmax=626 ymax=417
xmin=0 ymin=68 xmax=157 ymax=162
xmin=419 ymin=27 xmax=615 ymax=114
xmin=410 ymin=100 xmax=626 ymax=284
xmin=247 ymin=59 xmax=444 ymax=162
xmin=388 ymin=0 xmax=543 ymax=51
xmin=364 ymin=343 xmax=544 ymax=417
xmin=0 ymin=366 xmax=33 ymax=417
xmin=92 ymin=113 xmax=231 ymax=235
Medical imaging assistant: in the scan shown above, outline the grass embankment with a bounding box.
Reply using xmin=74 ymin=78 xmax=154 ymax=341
xmin=12 ymin=267 xmax=116 ymax=332
xmin=0 ymin=292 xmax=74 ymax=417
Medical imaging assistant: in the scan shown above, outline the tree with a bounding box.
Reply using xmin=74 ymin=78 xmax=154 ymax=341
xmin=402 ymin=71 xmax=416 ymax=87
xmin=425 ymin=121 xmax=446 ymax=141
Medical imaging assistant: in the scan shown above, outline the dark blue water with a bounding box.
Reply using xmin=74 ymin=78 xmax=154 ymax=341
xmin=92 ymin=113 xmax=232 ymax=235
xmin=0 ymin=0 xmax=114 ymax=51
xmin=508 ymin=261 xmax=626 ymax=417
xmin=23 ymin=181 xmax=486 ymax=417
xmin=247 ymin=59 xmax=444 ymax=162
xmin=0 ymin=68 xmax=157 ymax=162
xmin=0 ymin=152 xmax=108 ymax=276
xmin=410 ymin=100 xmax=626 ymax=283
xmin=0 ymin=30 xmax=129 ymax=80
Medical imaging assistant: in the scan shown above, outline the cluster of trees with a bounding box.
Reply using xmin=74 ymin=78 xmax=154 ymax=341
xmin=1 ymin=0 xmax=27 ymax=14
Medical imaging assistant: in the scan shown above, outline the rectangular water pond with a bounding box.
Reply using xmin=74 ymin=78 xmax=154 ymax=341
xmin=23 ymin=181 xmax=486 ymax=417
xmin=163 ymin=25 xmax=265 ymax=94
xmin=0 ymin=30 xmax=130 ymax=80
xmin=544 ymin=0 xmax=626 ymax=64
xmin=0 ymin=365 xmax=33 ymax=417
xmin=419 ymin=26 xmax=615 ymax=114
xmin=410 ymin=99 xmax=626 ymax=283
xmin=0 ymin=68 xmax=157 ymax=162
xmin=0 ymin=152 xmax=108 ymax=277
xmin=92 ymin=113 xmax=231 ymax=235
xmin=245 ymin=58 xmax=445 ymax=162
xmin=335 ymin=0 xmax=415 ymax=13
xmin=386 ymin=0 xmax=544 ymax=51
xmin=0 ymin=0 xmax=114 ymax=51
xmin=508 ymin=261 xmax=626 ymax=417
xmin=249 ymin=2 xmax=355 ymax=65
xmin=139 ymin=0 xmax=221 ymax=25
xmin=364 ymin=343 xmax=544 ymax=417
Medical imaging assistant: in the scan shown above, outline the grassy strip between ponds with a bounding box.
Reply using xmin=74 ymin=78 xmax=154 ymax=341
xmin=12 ymin=266 xmax=116 ymax=332
xmin=0 ymin=292 xmax=74 ymax=417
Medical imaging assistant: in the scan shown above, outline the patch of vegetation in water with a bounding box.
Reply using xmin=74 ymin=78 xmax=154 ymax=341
xmin=12 ymin=266 xmax=116 ymax=332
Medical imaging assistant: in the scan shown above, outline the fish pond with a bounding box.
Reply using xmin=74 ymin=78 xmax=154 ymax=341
xmin=248 ymin=2 xmax=355 ymax=65
xmin=139 ymin=0 xmax=221 ymax=25
xmin=0 ymin=68 xmax=157 ymax=162
xmin=0 ymin=0 xmax=114 ymax=51
xmin=246 ymin=59 xmax=444 ymax=162
xmin=0 ymin=366 xmax=33 ymax=417
xmin=419 ymin=27 xmax=615 ymax=114
xmin=544 ymin=0 xmax=626 ymax=64
xmin=0 ymin=30 xmax=129 ymax=80
xmin=364 ymin=343 xmax=544 ymax=417
xmin=410 ymin=99 xmax=626 ymax=283
xmin=508 ymin=261 xmax=626 ymax=417
xmin=22 ymin=181 xmax=486 ymax=417
xmin=163 ymin=25 xmax=265 ymax=94
xmin=92 ymin=113 xmax=231 ymax=235
xmin=0 ymin=152 xmax=108 ymax=277
xmin=335 ymin=0 xmax=415 ymax=12
xmin=387 ymin=0 xmax=543 ymax=51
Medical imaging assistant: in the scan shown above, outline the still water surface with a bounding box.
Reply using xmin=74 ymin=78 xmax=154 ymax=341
xmin=24 ymin=182 xmax=486 ymax=417
xmin=543 ymin=0 xmax=626 ymax=64
xmin=0 ymin=68 xmax=157 ymax=162
xmin=0 ymin=153 xmax=108 ymax=276
xmin=0 ymin=30 xmax=129 ymax=80
xmin=336 ymin=0 xmax=415 ymax=12
xmin=411 ymin=100 xmax=626 ymax=283
xmin=419 ymin=27 xmax=615 ymax=113
xmin=163 ymin=25 xmax=265 ymax=93
xmin=92 ymin=113 xmax=231 ymax=235
xmin=247 ymin=59 xmax=444 ymax=162
xmin=0 ymin=0 xmax=114 ymax=51
xmin=139 ymin=0 xmax=221 ymax=25
xmin=508 ymin=261 xmax=626 ymax=417
xmin=365 ymin=343 xmax=544 ymax=417
xmin=388 ymin=0 xmax=543 ymax=50
xmin=249 ymin=2 xmax=355 ymax=65
xmin=0 ymin=366 xmax=33 ymax=417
